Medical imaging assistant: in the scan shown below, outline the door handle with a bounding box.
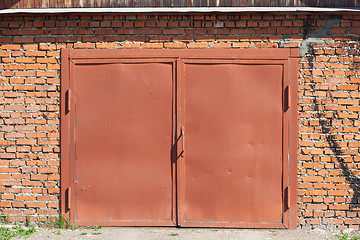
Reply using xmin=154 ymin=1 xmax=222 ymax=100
xmin=178 ymin=126 xmax=184 ymax=158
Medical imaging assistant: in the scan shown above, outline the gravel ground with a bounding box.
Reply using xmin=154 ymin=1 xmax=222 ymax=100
xmin=4 ymin=225 xmax=352 ymax=240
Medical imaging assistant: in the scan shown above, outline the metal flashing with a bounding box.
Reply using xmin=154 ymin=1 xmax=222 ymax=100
xmin=0 ymin=7 xmax=359 ymax=14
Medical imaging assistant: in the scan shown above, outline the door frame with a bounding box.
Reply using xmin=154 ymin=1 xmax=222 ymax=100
xmin=61 ymin=48 xmax=299 ymax=229
xmin=61 ymin=53 xmax=178 ymax=226
xmin=177 ymin=57 xmax=292 ymax=229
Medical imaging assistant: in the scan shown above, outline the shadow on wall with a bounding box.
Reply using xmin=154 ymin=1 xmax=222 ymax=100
xmin=302 ymin=15 xmax=360 ymax=210
xmin=0 ymin=0 xmax=21 ymax=9
xmin=300 ymin=0 xmax=359 ymax=7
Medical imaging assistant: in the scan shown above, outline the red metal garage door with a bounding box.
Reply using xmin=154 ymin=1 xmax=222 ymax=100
xmin=63 ymin=60 xmax=176 ymax=226
xmin=179 ymin=62 xmax=283 ymax=228
xmin=61 ymin=49 xmax=298 ymax=228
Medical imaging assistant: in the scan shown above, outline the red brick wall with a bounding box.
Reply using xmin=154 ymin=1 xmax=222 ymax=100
xmin=0 ymin=13 xmax=359 ymax=229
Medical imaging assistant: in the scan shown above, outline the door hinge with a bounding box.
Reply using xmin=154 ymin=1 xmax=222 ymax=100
xmin=283 ymin=86 xmax=289 ymax=112
xmin=66 ymin=89 xmax=71 ymax=113
xmin=66 ymin=187 xmax=71 ymax=211
xmin=285 ymin=185 xmax=290 ymax=210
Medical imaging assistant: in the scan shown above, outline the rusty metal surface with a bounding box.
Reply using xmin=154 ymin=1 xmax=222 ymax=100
xmin=61 ymin=49 xmax=298 ymax=228
xmin=73 ymin=62 xmax=174 ymax=225
xmin=1 ymin=0 xmax=359 ymax=8
xmin=181 ymin=63 xmax=284 ymax=226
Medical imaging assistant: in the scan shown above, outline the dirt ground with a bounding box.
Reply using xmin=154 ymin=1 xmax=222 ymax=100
xmin=6 ymin=225 xmax=354 ymax=240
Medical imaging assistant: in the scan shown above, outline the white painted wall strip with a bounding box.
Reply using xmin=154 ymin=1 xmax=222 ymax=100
xmin=0 ymin=7 xmax=359 ymax=14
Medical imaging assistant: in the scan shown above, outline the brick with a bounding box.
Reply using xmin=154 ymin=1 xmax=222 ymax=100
xmin=0 ymin=202 xmax=11 ymax=208
xmin=13 ymin=37 xmax=34 ymax=43
xmin=302 ymin=176 xmax=324 ymax=182
xmin=195 ymin=36 xmax=216 ymax=42
xmin=37 ymin=195 xmax=57 ymax=201
xmin=95 ymin=43 xmax=118 ymax=49
xmin=328 ymin=190 xmax=349 ymax=196
xmin=25 ymin=51 xmax=46 ymax=57
xmin=0 ymin=51 xmax=10 ymax=57
xmin=0 ymin=153 xmax=15 ymax=159
xmin=15 ymin=195 xmax=36 ymax=201
xmin=328 ymin=204 xmax=350 ymax=210
xmin=187 ymin=42 xmax=208 ymax=48
xmin=164 ymin=42 xmax=186 ymax=49
xmin=0 ymin=44 xmax=21 ymax=50
xmin=345 ymin=219 xmax=360 ymax=225
xmin=1 ymin=194 xmax=14 ymax=200
xmin=15 ymin=57 xmax=36 ymax=63
xmin=337 ymin=85 xmax=358 ymax=91
xmin=74 ymin=43 xmax=96 ymax=49
xmin=163 ymin=29 xmax=184 ymax=35
xmin=26 ymin=202 xmax=47 ymax=208
xmin=36 ymin=71 xmax=58 ymax=77
xmin=36 ymin=209 xmax=58 ymax=215
xmin=0 ymin=167 xmax=19 ymax=173
xmin=209 ymin=43 xmax=232 ymax=48
xmin=232 ymin=42 xmax=254 ymax=48
xmin=141 ymin=43 xmax=163 ymax=49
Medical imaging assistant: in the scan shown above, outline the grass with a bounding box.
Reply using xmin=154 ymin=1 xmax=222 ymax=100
xmin=57 ymin=215 xmax=65 ymax=229
xmin=335 ymin=233 xmax=360 ymax=240
xmin=0 ymin=214 xmax=104 ymax=239
xmin=86 ymin=226 xmax=102 ymax=230
xmin=0 ymin=215 xmax=36 ymax=240
xmin=0 ymin=216 xmax=9 ymax=224
xmin=53 ymin=215 xmax=103 ymax=236
xmin=52 ymin=214 xmax=79 ymax=235
xmin=168 ymin=233 xmax=179 ymax=236
xmin=56 ymin=214 xmax=79 ymax=230
xmin=0 ymin=225 xmax=36 ymax=240
xmin=25 ymin=217 xmax=30 ymax=227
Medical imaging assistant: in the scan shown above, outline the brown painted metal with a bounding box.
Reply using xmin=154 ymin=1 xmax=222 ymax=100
xmin=179 ymin=62 xmax=284 ymax=228
xmin=288 ymin=48 xmax=299 ymax=229
xmin=66 ymin=58 xmax=176 ymax=226
xmin=61 ymin=49 xmax=298 ymax=228
xmin=61 ymin=48 xmax=71 ymax=222
xmin=1 ymin=0 xmax=359 ymax=9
